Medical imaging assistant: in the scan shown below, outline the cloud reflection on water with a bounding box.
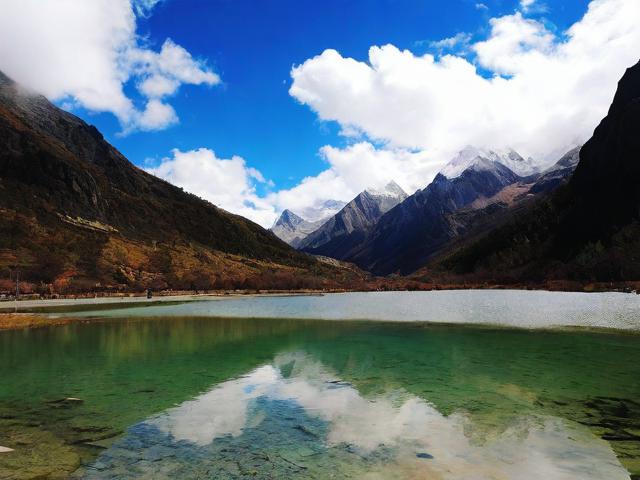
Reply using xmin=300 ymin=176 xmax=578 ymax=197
xmin=144 ymin=352 xmax=628 ymax=480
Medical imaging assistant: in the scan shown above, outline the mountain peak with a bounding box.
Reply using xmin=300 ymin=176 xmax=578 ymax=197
xmin=365 ymin=180 xmax=407 ymax=199
xmin=270 ymin=208 xmax=329 ymax=246
xmin=299 ymin=182 xmax=408 ymax=253
xmin=440 ymin=146 xmax=539 ymax=179
xmin=440 ymin=147 xmax=500 ymax=179
xmin=274 ymin=209 xmax=304 ymax=227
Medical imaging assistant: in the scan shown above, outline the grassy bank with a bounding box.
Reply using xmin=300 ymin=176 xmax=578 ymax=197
xmin=0 ymin=314 xmax=77 ymax=330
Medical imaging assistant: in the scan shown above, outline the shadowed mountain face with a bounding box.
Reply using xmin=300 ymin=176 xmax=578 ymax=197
xmin=323 ymin=161 xmax=522 ymax=275
xmin=299 ymin=181 xmax=407 ymax=254
xmin=0 ymin=71 xmax=355 ymax=291
xmin=529 ymin=146 xmax=581 ymax=195
xmin=439 ymin=60 xmax=640 ymax=282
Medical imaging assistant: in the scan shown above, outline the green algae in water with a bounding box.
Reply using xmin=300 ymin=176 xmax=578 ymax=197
xmin=1 ymin=316 xmax=639 ymax=479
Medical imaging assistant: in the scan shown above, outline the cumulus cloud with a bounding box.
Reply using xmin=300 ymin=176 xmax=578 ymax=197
xmin=290 ymin=0 xmax=640 ymax=166
xmin=0 ymin=0 xmax=219 ymax=133
xmin=147 ymin=148 xmax=278 ymax=227
xmin=137 ymin=99 xmax=178 ymax=131
xmin=473 ymin=13 xmax=554 ymax=74
xmin=266 ymin=143 xmax=440 ymax=218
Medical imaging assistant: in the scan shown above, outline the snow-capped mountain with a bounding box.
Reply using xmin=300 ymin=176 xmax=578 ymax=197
xmin=529 ymin=145 xmax=581 ymax=194
xmin=298 ymin=199 xmax=346 ymax=223
xmin=270 ymin=209 xmax=326 ymax=247
xmin=323 ymin=161 xmax=522 ymax=275
xmin=365 ymin=180 xmax=408 ymax=198
xmin=440 ymin=146 xmax=540 ymax=179
xmin=299 ymin=181 xmax=408 ymax=253
xmin=364 ymin=180 xmax=410 ymax=213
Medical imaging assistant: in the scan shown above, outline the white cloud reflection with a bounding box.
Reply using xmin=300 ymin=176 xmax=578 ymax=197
xmin=146 ymin=353 xmax=628 ymax=480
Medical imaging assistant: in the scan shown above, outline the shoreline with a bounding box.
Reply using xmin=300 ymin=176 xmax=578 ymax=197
xmin=2 ymin=279 xmax=639 ymax=307
xmin=3 ymin=311 xmax=639 ymax=335
xmin=2 ymin=289 xmax=640 ymax=333
xmin=0 ymin=290 xmax=330 ymax=314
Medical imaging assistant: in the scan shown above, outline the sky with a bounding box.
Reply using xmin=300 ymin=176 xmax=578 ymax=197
xmin=0 ymin=0 xmax=638 ymax=227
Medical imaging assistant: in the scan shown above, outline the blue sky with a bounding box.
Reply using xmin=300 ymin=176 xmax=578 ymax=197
xmin=80 ymin=0 xmax=587 ymax=188
xmin=2 ymin=0 xmax=638 ymax=226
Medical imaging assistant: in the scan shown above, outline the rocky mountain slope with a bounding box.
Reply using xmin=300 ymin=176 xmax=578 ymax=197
xmin=270 ymin=210 xmax=325 ymax=247
xmin=0 ymin=71 xmax=361 ymax=292
xmin=529 ymin=146 xmax=581 ymax=194
xmin=340 ymin=158 xmax=522 ymax=275
xmin=302 ymin=144 xmax=580 ymax=276
xmin=299 ymin=181 xmax=407 ymax=255
xmin=437 ymin=61 xmax=640 ymax=283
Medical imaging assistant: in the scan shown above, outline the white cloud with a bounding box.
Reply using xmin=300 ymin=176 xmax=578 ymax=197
xmin=473 ymin=13 xmax=554 ymax=74
xmin=519 ymin=0 xmax=547 ymax=13
xmin=290 ymin=0 xmax=640 ymax=166
xmin=0 ymin=0 xmax=219 ymax=133
xmin=475 ymin=3 xmax=489 ymax=10
xmin=266 ymin=143 xmax=440 ymax=218
xmin=429 ymin=33 xmax=473 ymax=53
xmin=132 ymin=0 xmax=163 ymax=17
xmin=147 ymin=148 xmax=278 ymax=227
xmin=137 ymin=99 xmax=178 ymax=131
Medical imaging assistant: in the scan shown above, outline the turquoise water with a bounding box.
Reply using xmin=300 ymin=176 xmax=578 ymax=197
xmin=1 ymin=292 xmax=639 ymax=479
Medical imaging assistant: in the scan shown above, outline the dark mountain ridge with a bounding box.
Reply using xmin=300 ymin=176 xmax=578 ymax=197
xmin=438 ymin=60 xmax=640 ymax=282
xmin=332 ymin=160 xmax=522 ymax=275
xmin=299 ymin=181 xmax=407 ymax=253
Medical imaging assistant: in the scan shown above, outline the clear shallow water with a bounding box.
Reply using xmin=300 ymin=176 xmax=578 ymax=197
xmin=66 ymin=291 xmax=640 ymax=330
xmin=0 ymin=292 xmax=639 ymax=479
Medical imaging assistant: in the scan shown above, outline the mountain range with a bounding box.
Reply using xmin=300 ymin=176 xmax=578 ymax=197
xmin=298 ymin=181 xmax=407 ymax=254
xmin=270 ymin=182 xmax=407 ymax=250
xmin=435 ymin=60 xmax=640 ymax=284
xmin=342 ymin=152 xmax=527 ymax=274
xmin=295 ymin=146 xmax=577 ymax=276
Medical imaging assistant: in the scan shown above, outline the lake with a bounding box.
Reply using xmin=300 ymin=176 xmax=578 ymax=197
xmin=1 ymin=291 xmax=639 ymax=479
